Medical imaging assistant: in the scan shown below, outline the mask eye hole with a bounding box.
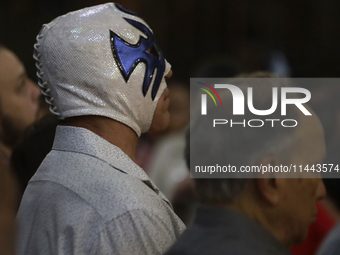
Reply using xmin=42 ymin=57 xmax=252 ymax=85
xmin=146 ymin=45 xmax=159 ymax=58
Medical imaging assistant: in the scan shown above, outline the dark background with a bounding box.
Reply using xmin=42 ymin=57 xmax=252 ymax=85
xmin=1 ymin=0 xmax=340 ymax=81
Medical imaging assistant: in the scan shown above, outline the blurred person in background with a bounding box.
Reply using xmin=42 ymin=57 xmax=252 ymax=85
xmin=0 ymin=151 xmax=18 ymax=255
xmin=314 ymin=89 xmax=340 ymax=255
xmin=291 ymin=84 xmax=340 ymax=255
xmin=317 ymin=179 xmax=340 ymax=255
xmin=0 ymin=45 xmax=41 ymax=161
xmin=166 ymin=72 xmax=326 ymax=255
xmin=16 ymin=3 xmax=185 ymax=254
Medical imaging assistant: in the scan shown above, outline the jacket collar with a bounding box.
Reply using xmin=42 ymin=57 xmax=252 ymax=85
xmin=52 ymin=125 xmax=171 ymax=206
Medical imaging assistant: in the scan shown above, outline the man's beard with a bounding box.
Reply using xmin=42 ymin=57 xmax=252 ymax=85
xmin=0 ymin=114 xmax=24 ymax=149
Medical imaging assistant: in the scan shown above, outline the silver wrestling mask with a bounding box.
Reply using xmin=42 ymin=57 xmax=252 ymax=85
xmin=34 ymin=3 xmax=171 ymax=136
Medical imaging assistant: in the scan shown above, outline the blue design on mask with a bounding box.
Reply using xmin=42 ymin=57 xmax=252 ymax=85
xmin=110 ymin=18 xmax=165 ymax=101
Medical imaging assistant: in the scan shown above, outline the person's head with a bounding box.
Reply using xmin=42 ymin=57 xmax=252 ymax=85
xmin=189 ymin=72 xmax=326 ymax=247
xmin=0 ymin=45 xmax=41 ymax=150
xmin=34 ymin=3 xmax=172 ymax=137
xmin=253 ymin=105 xmax=326 ymax=247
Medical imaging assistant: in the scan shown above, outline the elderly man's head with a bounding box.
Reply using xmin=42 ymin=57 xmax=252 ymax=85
xmin=249 ymin=105 xmax=325 ymax=247
xmin=0 ymin=46 xmax=41 ymax=150
xmin=190 ymin=73 xmax=326 ymax=247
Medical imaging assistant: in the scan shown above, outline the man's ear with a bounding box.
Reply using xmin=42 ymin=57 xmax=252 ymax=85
xmin=255 ymin=155 xmax=281 ymax=205
xmin=256 ymin=178 xmax=280 ymax=205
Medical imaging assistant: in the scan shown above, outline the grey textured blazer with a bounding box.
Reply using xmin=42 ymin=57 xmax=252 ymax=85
xmin=17 ymin=126 xmax=185 ymax=255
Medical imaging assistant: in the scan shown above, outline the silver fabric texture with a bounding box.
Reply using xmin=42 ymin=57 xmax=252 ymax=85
xmin=34 ymin=3 xmax=171 ymax=136
xmin=16 ymin=126 xmax=186 ymax=254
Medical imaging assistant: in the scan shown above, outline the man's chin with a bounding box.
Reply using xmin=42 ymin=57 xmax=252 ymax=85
xmin=298 ymin=225 xmax=312 ymax=245
xmin=148 ymin=112 xmax=170 ymax=135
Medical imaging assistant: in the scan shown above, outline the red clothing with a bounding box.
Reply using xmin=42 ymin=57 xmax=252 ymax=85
xmin=291 ymin=202 xmax=336 ymax=255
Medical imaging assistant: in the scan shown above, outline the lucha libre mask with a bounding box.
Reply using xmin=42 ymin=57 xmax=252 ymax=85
xmin=34 ymin=3 xmax=171 ymax=136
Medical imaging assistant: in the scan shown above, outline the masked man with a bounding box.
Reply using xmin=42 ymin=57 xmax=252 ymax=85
xmin=17 ymin=3 xmax=185 ymax=254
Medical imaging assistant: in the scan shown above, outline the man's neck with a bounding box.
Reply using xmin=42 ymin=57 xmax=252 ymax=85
xmin=221 ymin=190 xmax=292 ymax=249
xmin=63 ymin=116 xmax=138 ymax=162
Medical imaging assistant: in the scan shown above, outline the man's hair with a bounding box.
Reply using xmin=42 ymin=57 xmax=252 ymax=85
xmin=188 ymin=72 xmax=300 ymax=203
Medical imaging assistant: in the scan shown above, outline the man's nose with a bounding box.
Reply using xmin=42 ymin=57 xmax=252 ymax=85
xmin=28 ymin=79 xmax=41 ymax=102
